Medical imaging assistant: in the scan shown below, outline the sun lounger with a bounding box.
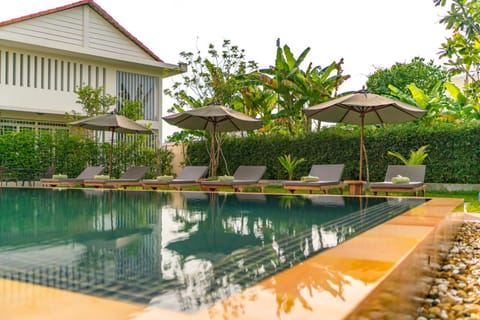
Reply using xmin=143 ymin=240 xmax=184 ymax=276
xmin=141 ymin=166 xmax=209 ymax=191
xmin=200 ymin=165 xmax=267 ymax=192
xmin=283 ymin=164 xmax=346 ymax=194
xmin=0 ymin=166 xmax=18 ymax=186
xmin=41 ymin=166 xmax=105 ymax=187
xmin=83 ymin=166 xmax=150 ymax=189
xmin=368 ymin=165 xmax=426 ymax=196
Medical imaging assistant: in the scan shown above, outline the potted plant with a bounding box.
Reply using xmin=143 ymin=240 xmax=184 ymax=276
xmin=278 ymin=154 xmax=305 ymax=180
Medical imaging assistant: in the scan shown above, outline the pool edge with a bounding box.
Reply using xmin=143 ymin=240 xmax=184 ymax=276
xmin=343 ymin=197 xmax=464 ymax=319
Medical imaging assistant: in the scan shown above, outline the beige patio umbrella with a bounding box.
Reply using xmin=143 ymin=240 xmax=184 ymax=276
xmin=163 ymin=105 xmax=262 ymax=177
xmin=69 ymin=113 xmax=153 ymax=177
xmin=304 ymin=91 xmax=426 ymax=181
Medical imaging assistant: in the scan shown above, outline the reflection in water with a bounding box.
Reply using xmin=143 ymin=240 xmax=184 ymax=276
xmin=0 ymin=189 xmax=425 ymax=313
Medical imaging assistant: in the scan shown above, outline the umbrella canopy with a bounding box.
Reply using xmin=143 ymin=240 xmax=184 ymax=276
xmin=304 ymin=91 xmax=426 ymax=181
xmin=69 ymin=113 xmax=153 ymax=177
xmin=163 ymin=105 xmax=262 ymax=177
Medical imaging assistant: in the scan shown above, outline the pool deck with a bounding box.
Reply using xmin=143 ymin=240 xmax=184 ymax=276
xmin=0 ymin=196 xmax=463 ymax=320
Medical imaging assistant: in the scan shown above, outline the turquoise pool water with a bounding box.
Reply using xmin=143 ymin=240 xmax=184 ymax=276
xmin=0 ymin=188 xmax=426 ymax=312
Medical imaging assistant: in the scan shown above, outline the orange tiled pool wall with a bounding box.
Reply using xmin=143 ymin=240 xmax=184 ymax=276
xmin=0 ymin=196 xmax=463 ymax=320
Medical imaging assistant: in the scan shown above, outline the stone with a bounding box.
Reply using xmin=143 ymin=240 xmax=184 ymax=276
xmin=418 ymin=222 xmax=480 ymax=319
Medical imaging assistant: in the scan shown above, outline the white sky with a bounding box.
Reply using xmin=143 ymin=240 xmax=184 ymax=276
xmin=1 ymin=1 xmax=450 ymax=140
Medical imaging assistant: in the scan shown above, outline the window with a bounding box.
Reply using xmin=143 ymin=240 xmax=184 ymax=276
xmin=116 ymin=71 xmax=158 ymax=121
xmin=0 ymin=119 xmax=67 ymax=135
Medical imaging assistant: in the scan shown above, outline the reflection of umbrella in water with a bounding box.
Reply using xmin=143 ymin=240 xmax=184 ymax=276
xmin=304 ymin=90 xmax=426 ymax=181
xmin=163 ymin=105 xmax=262 ymax=177
xmin=69 ymin=113 xmax=153 ymax=177
xmin=166 ymin=193 xmax=262 ymax=261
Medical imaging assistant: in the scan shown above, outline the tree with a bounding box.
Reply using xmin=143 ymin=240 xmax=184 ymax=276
xmin=164 ymin=39 xmax=258 ymax=113
xmin=239 ymin=86 xmax=278 ymax=134
xmin=251 ymin=39 xmax=349 ymax=135
xmin=73 ymin=85 xmax=117 ymax=117
xmin=435 ymin=0 xmax=480 ymax=106
xmin=366 ymin=57 xmax=450 ymax=97
xmin=164 ymin=39 xmax=349 ymax=138
xmin=164 ymin=40 xmax=259 ymax=148
xmin=388 ymin=81 xmax=478 ymax=123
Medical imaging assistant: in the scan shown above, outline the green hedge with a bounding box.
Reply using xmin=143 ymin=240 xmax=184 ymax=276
xmin=0 ymin=130 xmax=172 ymax=179
xmin=187 ymin=123 xmax=480 ymax=183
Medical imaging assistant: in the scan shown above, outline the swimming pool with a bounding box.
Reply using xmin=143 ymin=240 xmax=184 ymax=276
xmin=0 ymin=188 xmax=427 ymax=314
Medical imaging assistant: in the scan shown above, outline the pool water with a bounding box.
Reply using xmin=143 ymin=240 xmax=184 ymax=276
xmin=0 ymin=188 xmax=426 ymax=313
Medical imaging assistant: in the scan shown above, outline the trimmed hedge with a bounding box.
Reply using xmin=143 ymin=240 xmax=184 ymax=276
xmin=187 ymin=123 xmax=480 ymax=183
xmin=0 ymin=130 xmax=172 ymax=179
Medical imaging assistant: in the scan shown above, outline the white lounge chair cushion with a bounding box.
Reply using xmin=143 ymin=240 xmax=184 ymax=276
xmin=218 ymin=175 xmax=234 ymax=181
xmin=156 ymin=175 xmax=174 ymax=181
xmin=94 ymin=175 xmax=110 ymax=180
xmin=391 ymin=175 xmax=410 ymax=184
xmin=301 ymin=175 xmax=320 ymax=182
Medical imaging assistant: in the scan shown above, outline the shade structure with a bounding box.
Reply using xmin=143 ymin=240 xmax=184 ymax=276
xmin=163 ymin=105 xmax=262 ymax=177
xmin=304 ymin=91 xmax=426 ymax=181
xmin=69 ymin=113 xmax=153 ymax=177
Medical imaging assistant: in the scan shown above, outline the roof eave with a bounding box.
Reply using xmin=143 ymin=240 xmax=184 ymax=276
xmin=0 ymin=0 xmax=164 ymax=63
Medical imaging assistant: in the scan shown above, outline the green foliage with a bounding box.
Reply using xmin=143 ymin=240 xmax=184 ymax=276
xmin=73 ymin=85 xmax=117 ymax=117
xmin=436 ymin=0 xmax=480 ymax=109
xmin=118 ymin=100 xmax=143 ymax=120
xmin=387 ymin=145 xmax=429 ymax=165
xmin=389 ymin=81 xmax=479 ymax=123
xmin=163 ymin=40 xmax=260 ymax=161
xmin=0 ymin=130 xmax=171 ymax=179
xmin=250 ymin=39 xmax=349 ymax=135
xmin=278 ymin=154 xmax=305 ymax=180
xmin=367 ymin=57 xmax=449 ymax=97
xmin=164 ymin=38 xmax=349 ymax=138
xmin=186 ymin=122 xmax=480 ymax=184
xmin=164 ymin=39 xmax=258 ymax=113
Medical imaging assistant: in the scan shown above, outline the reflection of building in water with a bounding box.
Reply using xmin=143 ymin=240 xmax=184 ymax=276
xmin=0 ymin=189 xmax=164 ymax=304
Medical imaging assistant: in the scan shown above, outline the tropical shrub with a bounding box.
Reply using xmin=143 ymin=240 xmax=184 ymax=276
xmin=278 ymin=154 xmax=305 ymax=180
xmin=387 ymin=145 xmax=429 ymax=165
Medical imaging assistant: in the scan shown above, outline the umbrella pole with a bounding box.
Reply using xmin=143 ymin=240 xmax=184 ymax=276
xmin=359 ymin=114 xmax=364 ymax=181
xmin=109 ymin=128 xmax=115 ymax=177
xmin=211 ymin=125 xmax=216 ymax=177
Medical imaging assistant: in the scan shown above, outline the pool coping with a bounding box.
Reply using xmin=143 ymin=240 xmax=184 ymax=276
xmin=0 ymin=194 xmax=463 ymax=320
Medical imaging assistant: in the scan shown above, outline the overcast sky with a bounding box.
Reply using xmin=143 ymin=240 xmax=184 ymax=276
xmin=2 ymin=1 xmax=451 ymax=140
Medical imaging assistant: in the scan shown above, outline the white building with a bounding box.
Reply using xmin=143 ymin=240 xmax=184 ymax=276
xmin=0 ymin=0 xmax=185 ymax=145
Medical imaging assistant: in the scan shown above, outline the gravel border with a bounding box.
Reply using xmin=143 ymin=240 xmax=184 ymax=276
xmin=417 ymin=219 xmax=480 ymax=319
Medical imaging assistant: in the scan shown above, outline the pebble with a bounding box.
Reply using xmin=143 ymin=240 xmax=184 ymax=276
xmin=418 ymin=222 xmax=480 ymax=319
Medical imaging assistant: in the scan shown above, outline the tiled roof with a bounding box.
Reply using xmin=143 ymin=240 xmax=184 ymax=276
xmin=0 ymin=0 xmax=163 ymax=62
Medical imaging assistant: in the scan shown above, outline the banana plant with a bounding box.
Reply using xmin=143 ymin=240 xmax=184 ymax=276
xmin=250 ymin=40 xmax=348 ymax=135
xmin=388 ymin=81 xmax=479 ymax=123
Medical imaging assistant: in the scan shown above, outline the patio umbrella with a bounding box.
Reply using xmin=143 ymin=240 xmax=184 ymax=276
xmin=163 ymin=105 xmax=262 ymax=177
xmin=69 ymin=113 xmax=153 ymax=177
xmin=304 ymin=90 xmax=426 ymax=181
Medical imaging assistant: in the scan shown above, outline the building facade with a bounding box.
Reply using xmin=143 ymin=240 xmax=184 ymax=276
xmin=0 ymin=0 xmax=185 ymax=145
